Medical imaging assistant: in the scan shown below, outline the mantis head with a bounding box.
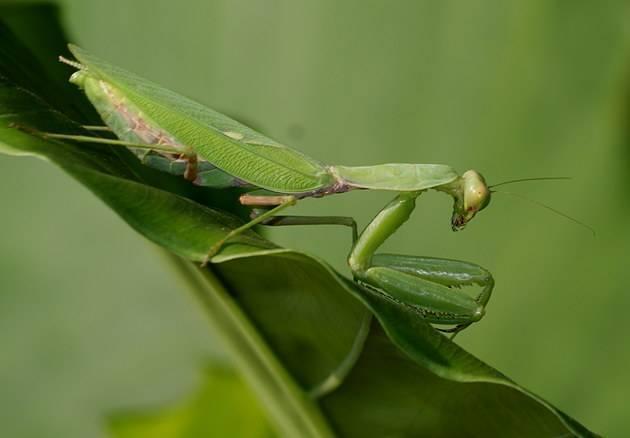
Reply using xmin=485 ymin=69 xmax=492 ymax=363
xmin=450 ymin=170 xmax=491 ymax=231
xmin=449 ymin=172 xmax=592 ymax=234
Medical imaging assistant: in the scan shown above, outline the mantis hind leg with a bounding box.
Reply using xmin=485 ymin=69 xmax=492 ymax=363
xmin=28 ymin=129 xmax=203 ymax=182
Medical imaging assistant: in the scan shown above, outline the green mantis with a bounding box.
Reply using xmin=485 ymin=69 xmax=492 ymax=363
xmin=48 ymin=45 xmax=496 ymax=336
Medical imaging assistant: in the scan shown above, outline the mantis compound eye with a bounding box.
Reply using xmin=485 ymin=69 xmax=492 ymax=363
xmin=451 ymin=170 xmax=491 ymax=231
xmin=463 ymin=170 xmax=491 ymax=212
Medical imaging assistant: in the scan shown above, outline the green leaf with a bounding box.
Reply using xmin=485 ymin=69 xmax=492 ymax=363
xmin=322 ymin=326 xmax=587 ymax=438
xmin=0 ymin=8 xmax=598 ymax=438
xmin=109 ymin=366 xmax=274 ymax=438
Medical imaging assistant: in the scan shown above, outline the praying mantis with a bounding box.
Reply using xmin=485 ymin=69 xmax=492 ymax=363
xmin=45 ymin=45 xmax=498 ymax=336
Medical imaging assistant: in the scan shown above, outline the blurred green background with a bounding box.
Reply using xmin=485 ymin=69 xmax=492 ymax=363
xmin=1 ymin=0 xmax=629 ymax=436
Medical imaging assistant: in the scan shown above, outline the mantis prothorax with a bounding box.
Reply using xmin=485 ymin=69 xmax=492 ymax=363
xmin=38 ymin=45 xmax=529 ymax=336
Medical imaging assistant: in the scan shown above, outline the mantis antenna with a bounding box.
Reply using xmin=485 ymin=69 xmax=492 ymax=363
xmin=489 ymin=176 xmax=571 ymax=189
xmin=491 ymin=189 xmax=596 ymax=236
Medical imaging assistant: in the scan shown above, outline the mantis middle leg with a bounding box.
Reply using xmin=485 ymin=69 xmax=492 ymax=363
xmin=204 ymin=194 xmax=359 ymax=264
xmin=202 ymin=195 xmax=297 ymax=265
xmin=253 ymin=212 xmax=358 ymax=244
xmin=240 ymin=193 xmax=359 ymax=243
xmin=348 ymin=192 xmax=494 ymax=335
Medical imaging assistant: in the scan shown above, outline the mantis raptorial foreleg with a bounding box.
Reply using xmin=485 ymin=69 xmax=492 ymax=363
xmin=371 ymin=253 xmax=494 ymax=302
xmin=371 ymin=254 xmax=493 ymax=335
xmin=348 ymin=192 xmax=494 ymax=336
xmin=348 ymin=192 xmax=420 ymax=273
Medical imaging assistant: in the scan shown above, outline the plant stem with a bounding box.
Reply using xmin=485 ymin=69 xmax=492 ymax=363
xmin=162 ymin=251 xmax=336 ymax=438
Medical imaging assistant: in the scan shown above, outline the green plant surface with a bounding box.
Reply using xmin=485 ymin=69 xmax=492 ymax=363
xmin=109 ymin=366 xmax=274 ymax=438
xmin=0 ymin=5 xmax=602 ymax=437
